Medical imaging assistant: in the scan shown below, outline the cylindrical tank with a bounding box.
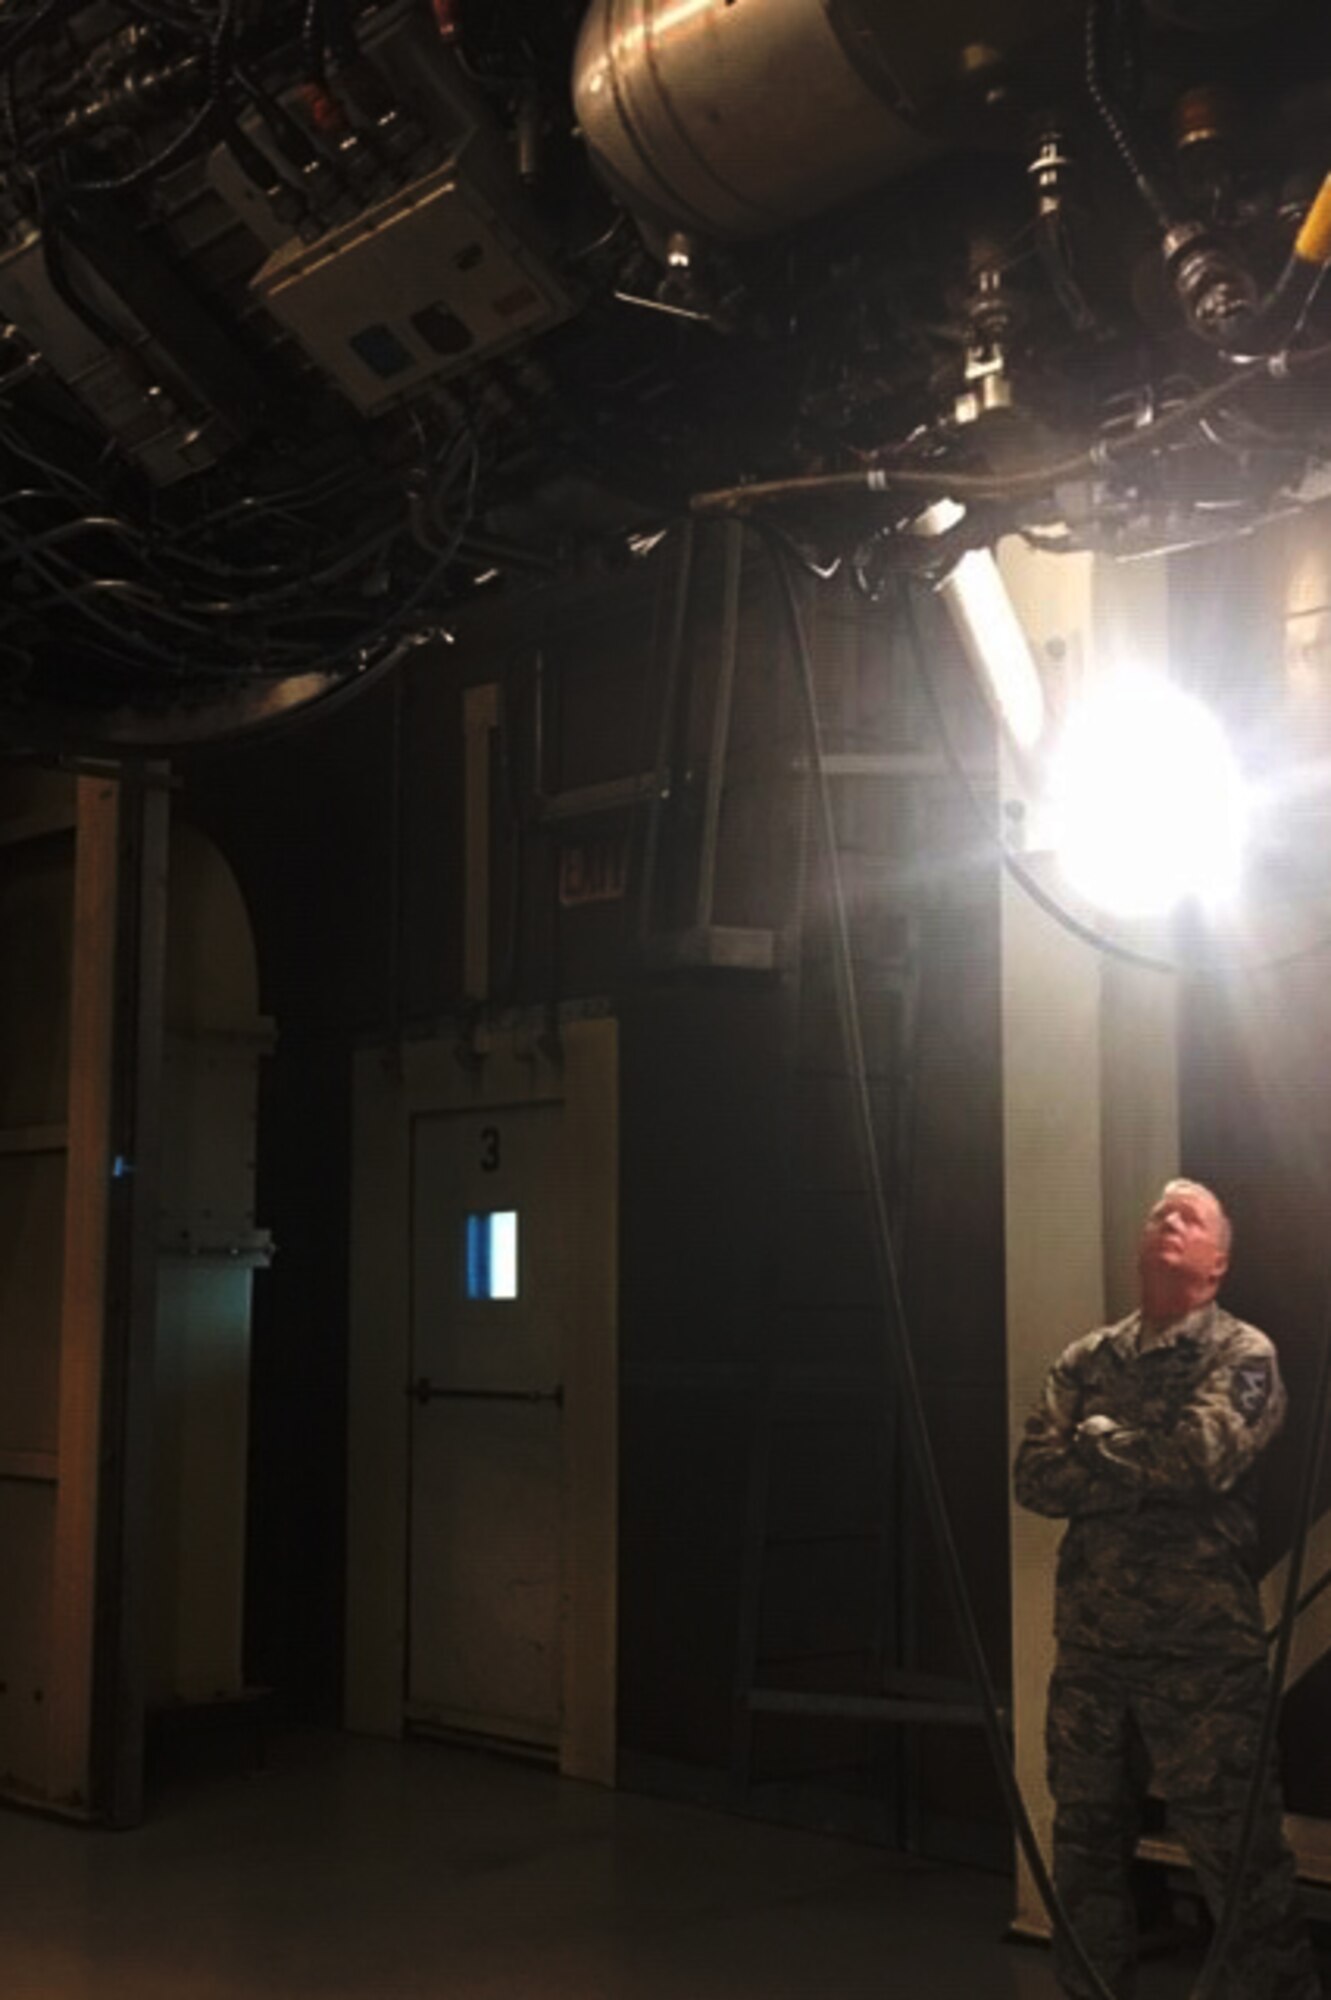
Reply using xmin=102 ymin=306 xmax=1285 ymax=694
xmin=572 ymin=0 xmax=1080 ymax=242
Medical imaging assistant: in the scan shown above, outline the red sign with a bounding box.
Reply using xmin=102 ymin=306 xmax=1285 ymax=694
xmin=559 ymin=835 xmax=629 ymax=907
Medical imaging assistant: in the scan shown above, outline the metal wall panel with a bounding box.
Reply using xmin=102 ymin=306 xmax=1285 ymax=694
xmin=148 ymin=1264 xmax=255 ymax=1706
xmin=148 ymin=824 xmax=269 ymax=1713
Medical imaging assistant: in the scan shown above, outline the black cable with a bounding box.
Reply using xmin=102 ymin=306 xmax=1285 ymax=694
xmin=121 ymin=2 xmax=211 ymax=35
xmin=1266 ymin=1555 xmax=1331 ymax=1640
xmin=35 ymin=170 xmax=123 ymax=348
xmin=57 ymin=0 xmax=235 ymax=197
xmin=303 ymin=0 xmax=359 ymax=79
xmin=1191 ymin=1275 xmax=1331 ymax=2000
xmin=1084 ymin=0 xmax=1178 ymax=236
xmin=324 ymin=0 xmax=361 ymax=66
xmin=1038 ymin=212 xmax=1098 ymax=337
xmin=0 ymin=411 xmax=480 ymax=683
xmin=758 ymin=526 xmax=1121 ymax=2000
xmin=0 ymin=414 xmax=107 ymax=505
xmin=0 ymin=0 xmax=78 ymax=70
xmin=0 ymin=526 xmax=217 ymax=667
xmin=694 ymin=351 xmax=1331 ymax=516
xmin=301 ymin=0 xmax=328 ymax=82
xmin=266 ymin=424 xmax=482 ymax=676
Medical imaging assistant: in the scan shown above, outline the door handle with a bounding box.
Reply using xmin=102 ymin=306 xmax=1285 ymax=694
xmin=410 ymin=1377 xmax=564 ymax=1409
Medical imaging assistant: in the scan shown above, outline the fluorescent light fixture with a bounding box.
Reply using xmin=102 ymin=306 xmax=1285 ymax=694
xmin=914 ymin=504 xmax=1046 ymax=752
xmin=1050 ymin=672 xmax=1247 ymax=918
xmin=938 ymin=550 xmax=1046 ymax=751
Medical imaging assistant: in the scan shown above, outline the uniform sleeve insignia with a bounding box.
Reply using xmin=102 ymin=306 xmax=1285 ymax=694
xmin=1231 ymin=1359 xmax=1272 ymax=1424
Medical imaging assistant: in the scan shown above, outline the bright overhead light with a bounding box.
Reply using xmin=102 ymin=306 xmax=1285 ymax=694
xmin=1049 ymin=672 xmax=1247 ymax=919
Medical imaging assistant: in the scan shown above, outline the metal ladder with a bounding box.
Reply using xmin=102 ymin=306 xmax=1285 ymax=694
xmin=728 ymin=580 xmax=994 ymax=1848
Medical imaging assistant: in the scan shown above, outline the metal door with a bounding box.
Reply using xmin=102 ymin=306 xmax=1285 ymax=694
xmin=407 ymin=1101 xmax=567 ymax=1751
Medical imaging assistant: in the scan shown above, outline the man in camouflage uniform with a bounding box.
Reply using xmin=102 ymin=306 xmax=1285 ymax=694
xmin=1015 ymin=1179 xmax=1320 ymax=2000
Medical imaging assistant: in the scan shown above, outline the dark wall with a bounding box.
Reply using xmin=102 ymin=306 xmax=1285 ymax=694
xmin=181 ymin=675 xmax=411 ymax=1720
xmin=178 ymin=535 xmax=1012 ymax=1860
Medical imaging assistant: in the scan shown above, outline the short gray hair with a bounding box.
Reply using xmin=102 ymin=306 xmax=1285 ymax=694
xmin=1159 ymin=1177 xmax=1232 ymax=1255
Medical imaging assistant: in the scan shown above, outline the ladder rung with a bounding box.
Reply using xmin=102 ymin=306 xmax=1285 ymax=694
xmin=745 ymin=1688 xmax=1004 ymax=1730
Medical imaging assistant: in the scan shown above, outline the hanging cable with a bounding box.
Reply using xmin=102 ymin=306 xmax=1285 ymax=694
xmin=758 ymin=524 xmax=1121 ymax=2000
xmin=1191 ymin=1273 xmax=1331 ymax=2000
xmin=58 ymin=0 xmax=236 ymax=196
xmin=691 ymin=345 xmax=1331 ymax=521
xmin=1084 ymin=0 xmax=1178 ymax=235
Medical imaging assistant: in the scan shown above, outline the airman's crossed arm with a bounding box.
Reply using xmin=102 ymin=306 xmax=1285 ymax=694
xmin=1014 ymin=1323 xmax=1286 ymax=1519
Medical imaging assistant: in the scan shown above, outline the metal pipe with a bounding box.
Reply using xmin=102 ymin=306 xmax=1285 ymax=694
xmin=695 ymin=516 xmax=743 ymax=931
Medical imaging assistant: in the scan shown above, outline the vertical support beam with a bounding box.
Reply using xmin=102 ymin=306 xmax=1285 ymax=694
xmin=48 ymin=776 xmax=120 ymax=1812
xmin=463 ymin=683 xmax=500 ymax=1006
xmin=997 ymin=541 xmax=1179 ymax=1934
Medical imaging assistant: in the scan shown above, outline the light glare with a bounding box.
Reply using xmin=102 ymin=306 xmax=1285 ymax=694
xmin=465 ymin=1211 xmax=519 ymax=1301
xmin=1050 ymin=673 xmax=1247 ymax=918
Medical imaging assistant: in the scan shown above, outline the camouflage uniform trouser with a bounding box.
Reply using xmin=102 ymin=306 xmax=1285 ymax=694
xmin=1047 ymin=1645 xmax=1321 ymax=2000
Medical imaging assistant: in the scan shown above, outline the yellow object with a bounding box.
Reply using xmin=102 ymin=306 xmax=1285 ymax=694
xmin=1294 ymin=174 xmax=1331 ymax=266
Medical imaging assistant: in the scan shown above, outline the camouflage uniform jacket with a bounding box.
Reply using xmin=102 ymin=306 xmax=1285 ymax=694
xmin=1014 ymin=1303 xmax=1285 ymax=1659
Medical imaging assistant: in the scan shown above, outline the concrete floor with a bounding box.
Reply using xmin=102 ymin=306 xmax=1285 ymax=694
xmin=0 ymin=1734 xmax=1208 ymax=2000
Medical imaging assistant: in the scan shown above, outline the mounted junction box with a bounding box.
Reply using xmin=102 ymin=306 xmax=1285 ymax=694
xmin=250 ymin=161 xmax=574 ymax=413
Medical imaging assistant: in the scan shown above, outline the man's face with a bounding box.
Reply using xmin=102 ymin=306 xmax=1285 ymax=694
xmin=1138 ymin=1186 xmax=1229 ymax=1297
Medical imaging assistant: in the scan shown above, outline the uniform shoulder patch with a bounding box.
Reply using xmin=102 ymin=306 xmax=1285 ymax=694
xmin=1231 ymin=1357 xmax=1273 ymax=1425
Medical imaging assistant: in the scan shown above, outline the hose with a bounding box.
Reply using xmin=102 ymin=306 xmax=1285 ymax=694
xmin=690 ymin=344 xmax=1331 ymax=518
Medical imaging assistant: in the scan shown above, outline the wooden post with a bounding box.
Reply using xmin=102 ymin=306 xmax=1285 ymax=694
xmin=48 ymin=777 xmax=121 ymax=1811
